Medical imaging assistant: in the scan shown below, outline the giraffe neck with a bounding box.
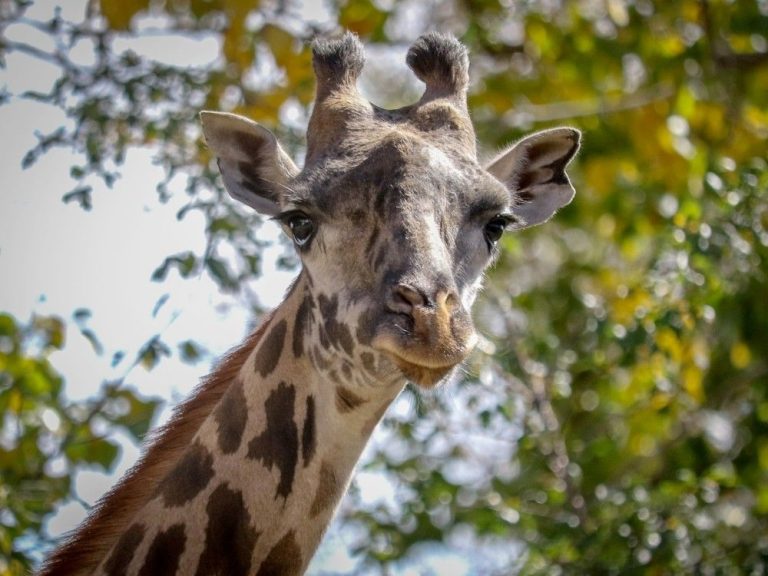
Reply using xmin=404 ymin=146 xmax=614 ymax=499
xmin=89 ymin=272 xmax=404 ymax=576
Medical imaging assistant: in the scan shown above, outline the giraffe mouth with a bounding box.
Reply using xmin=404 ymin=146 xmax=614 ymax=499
xmin=384 ymin=353 xmax=456 ymax=387
xmin=372 ymin=331 xmax=478 ymax=387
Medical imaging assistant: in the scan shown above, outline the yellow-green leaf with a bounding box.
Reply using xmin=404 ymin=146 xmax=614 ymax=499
xmin=100 ymin=0 xmax=150 ymax=31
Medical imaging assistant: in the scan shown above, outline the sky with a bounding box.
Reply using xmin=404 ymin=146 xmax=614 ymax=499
xmin=0 ymin=2 xmax=522 ymax=573
xmin=0 ymin=1 xmax=359 ymax=571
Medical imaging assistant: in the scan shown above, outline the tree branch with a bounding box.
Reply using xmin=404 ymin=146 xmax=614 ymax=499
xmin=501 ymin=84 xmax=676 ymax=125
xmin=699 ymin=0 xmax=768 ymax=71
xmin=2 ymin=39 xmax=66 ymax=67
xmin=714 ymin=51 xmax=768 ymax=71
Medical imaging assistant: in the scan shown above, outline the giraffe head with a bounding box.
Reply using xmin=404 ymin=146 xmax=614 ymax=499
xmin=201 ymin=33 xmax=579 ymax=387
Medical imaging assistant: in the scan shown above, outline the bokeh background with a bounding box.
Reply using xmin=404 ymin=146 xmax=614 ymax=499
xmin=1 ymin=0 xmax=767 ymax=574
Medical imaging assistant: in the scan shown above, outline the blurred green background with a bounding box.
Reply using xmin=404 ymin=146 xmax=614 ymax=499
xmin=1 ymin=0 xmax=767 ymax=574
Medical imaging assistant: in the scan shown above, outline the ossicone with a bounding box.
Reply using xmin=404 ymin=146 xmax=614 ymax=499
xmin=407 ymin=32 xmax=469 ymax=103
xmin=311 ymin=32 xmax=365 ymax=99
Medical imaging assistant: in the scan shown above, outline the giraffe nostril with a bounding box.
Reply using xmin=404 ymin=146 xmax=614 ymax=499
xmin=387 ymin=284 xmax=425 ymax=315
xmin=436 ymin=290 xmax=460 ymax=313
xmin=387 ymin=284 xmax=462 ymax=317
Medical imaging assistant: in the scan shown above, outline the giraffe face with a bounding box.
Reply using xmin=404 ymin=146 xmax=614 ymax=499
xmin=274 ymin=129 xmax=512 ymax=387
xmin=201 ymin=33 xmax=580 ymax=387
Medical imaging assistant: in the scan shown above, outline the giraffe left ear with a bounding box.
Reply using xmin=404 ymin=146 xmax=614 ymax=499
xmin=486 ymin=127 xmax=580 ymax=229
xmin=201 ymin=111 xmax=299 ymax=216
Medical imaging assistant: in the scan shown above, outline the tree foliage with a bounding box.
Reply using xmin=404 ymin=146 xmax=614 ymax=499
xmin=0 ymin=313 xmax=160 ymax=574
xmin=1 ymin=0 xmax=767 ymax=574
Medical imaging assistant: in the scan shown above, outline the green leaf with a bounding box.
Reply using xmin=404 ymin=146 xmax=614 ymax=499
xmin=205 ymin=256 xmax=238 ymax=291
xmin=208 ymin=216 xmax=239 ymax=236
xmin=100 ymin=0 xmax=150 ymax=31
xmin=152 ymin=293 xmax=170 ymax=317
xmin=80 ymin=328 xmax=104 ymax=355
xmin=179 ymin=340 xmax=204 ymax=363
xmin=151 ymin=252 xmax=198 ymax=282
xmin=64 ymin=435 xmax=119 ymax=470
xmin=111 ymin=350 xmax=125 ymax=367
xmin=32 ymin=315 xmax=65 ymax=350
xmin=137 ymin=336 xmax=171 ymax=371
xmin=62 ymin=185 xmax=93 ymax=210
xmin=106 ymin=388 xmax=161 ymax=441
xmin=0 ymin=313 xmax=18 ymax=338
xmin=73 ymin=308 xmax=92 ymax=324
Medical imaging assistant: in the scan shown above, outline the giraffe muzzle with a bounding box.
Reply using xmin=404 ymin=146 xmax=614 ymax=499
xmin=372 ymin=283 xmax=477 ymax=386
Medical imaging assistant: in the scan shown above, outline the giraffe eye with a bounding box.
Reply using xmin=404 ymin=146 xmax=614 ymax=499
xmin=287 ymin=213 xmax=315 ymax=246
xmin=277 ymin=210 xmax=315 ymax=247
xmin=484 ymin=215 xmax=508 ymax=246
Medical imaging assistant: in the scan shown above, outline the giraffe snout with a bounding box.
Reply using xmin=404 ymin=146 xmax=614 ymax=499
xmin=374 ymin=282 xmax=476 ymax=387
xmin=387 ymin=283 xmax=460 ymax=317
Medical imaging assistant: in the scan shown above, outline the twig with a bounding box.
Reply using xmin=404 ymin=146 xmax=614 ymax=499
xmin=2 ymin=39 xmax=67 ymax=67
xmin=699 ymin=0 xmax=768 ymax=71
xmin=502 ymin=84 xmax=676 ymax=125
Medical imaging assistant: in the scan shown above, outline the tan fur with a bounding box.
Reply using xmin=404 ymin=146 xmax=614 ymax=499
xmin=38 ymin=315 xmax=273 ymax=576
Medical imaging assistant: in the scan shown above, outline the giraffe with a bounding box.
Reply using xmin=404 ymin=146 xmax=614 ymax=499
xmin=40 ymin=32 xmax=580 ymax=576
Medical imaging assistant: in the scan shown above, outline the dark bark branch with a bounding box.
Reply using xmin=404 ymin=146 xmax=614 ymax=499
xmin=699 ymin=0 xmax=768 ymax=71
xmin=714 ymin=51 xmax=768 ymax=71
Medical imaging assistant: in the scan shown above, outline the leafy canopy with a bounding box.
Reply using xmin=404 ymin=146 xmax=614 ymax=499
xmin=1 ymin=0 xmax=767 ymax=574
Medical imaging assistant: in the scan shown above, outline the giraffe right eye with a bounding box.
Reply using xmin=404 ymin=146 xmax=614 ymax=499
xmin=286 ymin=213 xmax=315 ymax=246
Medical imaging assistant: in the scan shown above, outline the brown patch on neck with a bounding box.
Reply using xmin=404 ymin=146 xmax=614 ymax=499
xmin=301 ymin=396 xmax=317 ymax=467
xmin=246 ymin=381 xmax=299 ymax=500
xmin=137 ymin=523 xmax=187 ymax=576
xmin=335 ymin=385 xmax=367 ymax=413
xmin=292 ymin=292 xmax=314 ymax=358
xmin=39 ymin=313 xmax=275 ymax=576
xmin=194 ymin=483 xmax=260 ymax=576
xmin=213 ymin=377 xmax=248 ymax=454
xmin=103 ymin=523 xmax=145 ymax=576
xmin=254 ymin=318 xmax=287 ymax=377
xmin=256 ymin=530 xmax=303 ymax=576
xmin=310 ymin=461 xmax=340 ymax=519
xmin=154 ymin=440 xmax=215 ymax=507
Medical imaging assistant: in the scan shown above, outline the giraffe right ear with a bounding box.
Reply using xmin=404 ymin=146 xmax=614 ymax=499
xmin=200 ymin=111 xmax=299 ymax=216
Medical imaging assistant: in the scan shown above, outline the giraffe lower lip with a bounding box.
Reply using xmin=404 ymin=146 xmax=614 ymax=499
xmin=372 ymin=336 xmax=468 ymax=369
xmin=372 ymin=334 xmax=473 ymax=386
xmin=372 ymin=331 xmax=478 ymax=367
xmin=385 ymin=353 xmax=455 ymax=387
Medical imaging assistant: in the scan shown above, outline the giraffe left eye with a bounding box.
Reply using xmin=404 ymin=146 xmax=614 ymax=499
xmin=287 ymin=213 xmax=315 ymax=246
xmin=484 ymin=216 xmax=507 ymax=245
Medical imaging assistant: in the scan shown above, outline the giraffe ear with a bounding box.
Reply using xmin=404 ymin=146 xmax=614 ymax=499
xmin=200 ymin=111 xmax=299 ymax=216
xmin=486 ymin=127 xmax=580 ymax=229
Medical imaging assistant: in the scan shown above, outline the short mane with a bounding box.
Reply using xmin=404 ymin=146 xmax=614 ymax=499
xmin=39 ymin=315 xmax=272 ymax=576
